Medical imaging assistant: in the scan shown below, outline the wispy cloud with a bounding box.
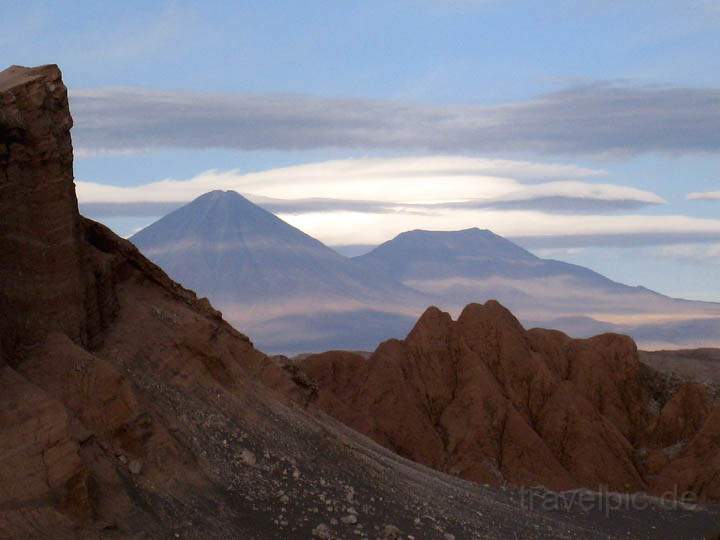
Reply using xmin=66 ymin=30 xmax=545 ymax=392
xmin=281 ymin=209 xmax=720 ymax=249
xmin=687 ymin=190 xmax=720 ymax=201
xmin=76 ymin=156 xmax=661 ymax=218
xmin=77 ymin=156 xmax=603 ymax=203
xmin=442 ymin=181 xmax=665 ymax=213
xmin=70 ymin=82 xmax=720 ymax=157
xmin=73 ymin=156 xmax=720 ymax=249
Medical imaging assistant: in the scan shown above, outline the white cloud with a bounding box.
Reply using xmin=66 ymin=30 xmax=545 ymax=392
xmin=687 ymin=190 xmax=720 ymax=201
xmin=75 ymin=155 xmax=713 ymax=248
xmin=76 ymin=156 xmax=604 ymax=204
xmin=279 ymin=209 xmax=720 ymax=248
xmin=467 ymin=181 xmax=665 ymax=210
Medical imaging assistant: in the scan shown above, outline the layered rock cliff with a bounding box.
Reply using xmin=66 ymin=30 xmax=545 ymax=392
xmin=0 ymin=65 xmax=86 ymax=355
xmin=295 ymin=302 xmax=720 ymax=500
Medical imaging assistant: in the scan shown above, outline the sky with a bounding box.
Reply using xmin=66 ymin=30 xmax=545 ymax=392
xmin=3 ymin=0 xmax=720 ymax=300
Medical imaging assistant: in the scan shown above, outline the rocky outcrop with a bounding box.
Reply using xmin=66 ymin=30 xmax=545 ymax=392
xmin=647 ymin=383 xmax=712 ymax=448
xmin=294 ymin=302 xmax=720 ymax=500
xmin=653 ymin=407 xmax=720 ymax=500
xmin=0 ymin=65 xmax=86 ymax=356
xmin=2 ymin=64 xmax=720 ymax=539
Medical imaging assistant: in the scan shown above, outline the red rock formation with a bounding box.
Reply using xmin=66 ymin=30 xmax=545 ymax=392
xmin=649 ymin=405 xmax=720 ymax=500
xmin=295 ymin=302 xmax=720 ymax=500
xmin=648 ymin=383 xmax=712 ymax=448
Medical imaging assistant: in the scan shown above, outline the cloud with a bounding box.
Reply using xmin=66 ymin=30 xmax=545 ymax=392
xmin=74 ymin=156 xmax=720 ymax=250
xmin=79 ymin=201 xmax=185 ymax=218
xmin=76 ymin=156 xmax=604 ymax=205
xmin=76 ymin=156 xmax=664 ymax=221
xmin=69 ymin=82 xmax=720 ymax=157
xmin=442 ymin=181 xmax=665 ymax=213
xmin=258 ymin=181 xmax=664 ymax=215
xmin=687 ymin=190 xmax=720 ymax=201
xmin=279 ymin=209 xmax=720 ymax=249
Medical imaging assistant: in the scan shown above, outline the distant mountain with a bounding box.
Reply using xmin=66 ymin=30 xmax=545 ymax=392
xmin=132 ymin=195 xmax=720 ymax=352
xmin=354 ymin=228 xmax=720 ymax=348
xmin=355 ymin=228 xmax=636 ymax=292
xmin=130 ymin=191 xmax=423 ymax=352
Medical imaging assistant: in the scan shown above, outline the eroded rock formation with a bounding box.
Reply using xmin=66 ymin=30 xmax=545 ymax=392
xmin=295 ymin=302 xmax=720 ymax=500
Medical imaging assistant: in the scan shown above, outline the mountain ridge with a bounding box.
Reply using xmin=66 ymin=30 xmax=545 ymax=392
xmin=356 ymin=227 xmax=649 ymax=290
xmin=131 ymin=193 xmax=720 ymax=352
xmin=130 ymin=190 xmax=428 ymax=352
xmin=354 ymin=227 xmax=720 ymax=349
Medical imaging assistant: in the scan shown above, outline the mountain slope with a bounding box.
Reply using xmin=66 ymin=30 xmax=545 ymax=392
xmin=355 ymin=228 xmax=549 ymax=281
xmin=355 ymin=228 xmax=720 ymax=348
xmin=131 ymin=190 xmax=404 ymax=304
xmin=131 ymin=191 xmax=423 ymax=352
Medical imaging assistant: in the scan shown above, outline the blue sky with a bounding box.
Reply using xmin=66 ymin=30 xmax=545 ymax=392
xmin=3 ymin=0 xmax=720 ymax=300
